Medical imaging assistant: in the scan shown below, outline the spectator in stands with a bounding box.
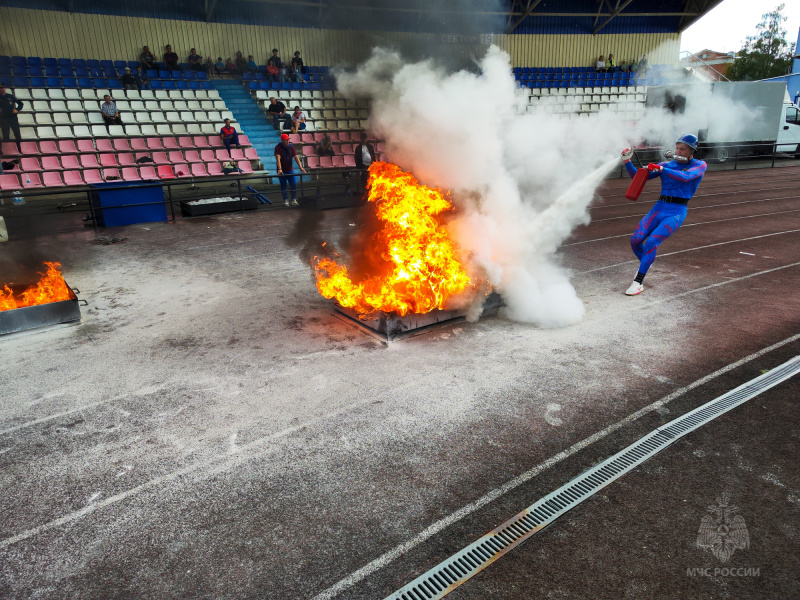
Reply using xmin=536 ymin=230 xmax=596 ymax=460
xmin=163 ymin=44 xmax=180 ymax=71
xmin=188 ymin=49 xmax=204 ymax=71
xmin=235 ymin=51 xmax=248 ymax=73
xmin=354 ymin=132 xmax=375 ymax=188
xmin=267 ymin=97 xmax=291 ymax=130
xmin=267 ymin=49 xmax=284 ymax=83
xmin=133 ymin=65 xmax=149 ymax=89
xmin=120 ymin=67 xmax=137 ymax=91
xmin=291 ymin=51 xmax=306 ymax=76
xmin=315 ymin=134 xmax=335 ymax=157
xmin=274 ymin=133 xmax=306 ymax=207
xmin=140 ymin=45 xmax=157 ymax=70
xmin=225 ymin=58 xmax=237 ymax=73
xmin=637 ymin=54 xmax=649 ymax=76
xmin=606 ymin=54 xmax=616 ymax=73
xmin=291 ymin=106 xmax=306 ymax=133
xmin=595 ymin=55 xmax=606 ymax=73
xmin=100 ymin=95 xmax=123 ymax=130
xmin=247 ymin=55 xmax=258 ymax=73
xmin=0 ymin=83 xmax=24 ymax=153
xmin=213 ymin=57 xmax=224 ymax=75
xmin=222 ymin=160 xmax=243 ymax=175
xmin=219 ymin=118 xmax=240 ymax=153
xmin=627 ymin=57 xmax=638 ymax=73
xmin=618 ymin=59 xmax=628 ymax=73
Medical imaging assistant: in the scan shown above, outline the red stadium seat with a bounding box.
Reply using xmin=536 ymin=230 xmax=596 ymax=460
xmin=37 ymin=140 xmax=61 ymax=154
xmin=22 ymin=173 xmax=44 ymax=188
xmin=319 ymin=156 xmax=333 ymax=168
xmin=96 ymin=139 xmax=114 ymax=152
xmin=193 ymin=136 xmax=210 ymax=148
xmin=191 ymin=163 xmax=209 ymax=177
xmin=300 ymin=133 xmax=314 ymax=144
xmin=178 ymin=136 xmax=194 ymax=148
xmin=57 ymin=140 xmax=78 ymax=154
xmin=208 ymin=135 xmax=223 ymax=148
xmin=146 ymin=137 xmax=163 ymax=150
xmin=184 ymin=150 xmax=202 ymax=163
xmin=77 ymin=139 xmax=95 ymax=153
xmin=288 ymin=134 xmax=301 ymax=144
xmin=214 ymin=149 xmax=230 ymax=161
xmin=42 ymin=171 xmax=64 ymax=187
xmin=113 ymin=138 xmax=131 ymax=151
xmin=80 ymin=154 xmax=100 ymax=169
xmin=343 ymin=155 xmax=356 ymax=167
xmin=157 ymin=165 xmax=176 ymax=179
xmin=42 ymin=156 xmax=65 ymax=170
xmin=100 ymin=153 xmax=119 ymax=167
xmin=200 ymin=149 xmax=215 ymax=162
xmin=167 ymin=150 xmax=185 ymax=164
xmin=230 ymin=148 xmax=244 ymax=160
xmin=102 ymin=168 xmax=121 ymax=180
xmin=118 ymin=153 xmax=136 ymax=166
xmin=173 ymin=164 xmax=191 ymax=177
xmin=162 ymin=137 xmax=179 ymax=149
xmin=83 ymin=169 xmax=103 ymax=184
xmin=63 ymin=170 xmax=85 ymax=186
xmin=244 ymin=147 xmax=258 ymax=160
xmin=207 ymin=162 xmax=223 ymax=176
xmin=139 ymin=165 xmax=158 ymax=179
xmin=121 ymin=167 xmax=141 ymax=181
xmin=152 ymin=152 xmax=170 ymax=165
xmin=238 ymin=134 xmax=250 ymax=146
xmin=20 ymin=141 xmax=41 ymax=154
xmin=1 ymin=143 xmax=21 ymax=156
xmin=306 ymin=156 xmax=320 ymax=169
xmin=61 ymin=155 xmax=80 ymax=170
xmin=131 ymin=138 xmax=148 ymax=151
xmin=21 ymin=157 xmax=43 ymax=171
xmin=339 ymin=144 xmax=353 ymax=155
xmin=237 ymin=160 xmax=253 ymax=174
xmin=331 ymin=156 xmax=345 ymax=168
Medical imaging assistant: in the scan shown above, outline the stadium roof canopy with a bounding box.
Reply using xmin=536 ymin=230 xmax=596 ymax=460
xmin=7 ymin=0 xmax=725 ymax=35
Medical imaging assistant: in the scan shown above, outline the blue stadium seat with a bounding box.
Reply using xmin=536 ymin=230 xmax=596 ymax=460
xmin=555 ymin=67 xmax=562 ymax=73
xmin=92 ymin=78 xmax=107 ymax=87
xmin=75 ymin=67 xmax=89 ymax=77
xmin=243 ymin=72 xmax=253 ymax=80
xmin=114 ymin=60 xmax=126 ymax=70
xmin=171 ymin=71 xmax=185 ymax=79
xmin=90 ymin=67 xmax=103 ymax=77
xmin=571 ymin=67 xmax=580 ymax=73
xmin=13 ymin=76 xmax=30 ymax=87
xmin=103 ymin=68 xmax=117 ymax=78
xmin=196 ymin=72 xmax=208 ymax=80
xmin=255 ymin=72 xmax=265 ymax=81
xmin=201 ymin=81 xmax=212 ymax=89
xmin=175 ymin=80 xmax=188 ymax=89
xmin=612 ymin=79 xmax=620 ymax=86
xmin=87 ymin=59 xmax=100 ymax=68
xmin=31 ymin=77 xmax=46 ymax=87
xmin=259 ymin=82 xmax=270 ymax=90
xmin=73 ymin=59 xmax=87 ymax=68
xmin=150 ymin=80 xmax=163 ymax=89
xmin=77 ymin=77 xmax=93 ymax=88
xmin=162 ymin=80 xmax=176 ymax=89
xmin=28 ymin=57 xmax=42 ymax=67
xmin=0 ymin=56 xmax=12 ymax=66
xmin=146 ymin=69 xmax=158 ymax=79
xmin=58 ymin=58 xmax=72 ymax=68
xmin=45 ymin=66 xmax=59 ymax=77
xmin=292 ymin=82 xmax=301 ymax=90
xmin=43 ymin=76 xmax=58 ymax=86
xmin=184 ymin=71 xmax=196 ymax=80
xmin=310 ymin=82 xmax=320 ymax=90
xmin=108 ymin=79 xmax=122 ymax=89
xmin=12 ymin=56 xmax=27 ymax=67
xmin=179 ymin=63 xmax=190 ymax=71
xmin=301 ymin=82 xmax=311 ymax=90
xmin=258 ymin=65 xmax=267 ymax=73
xmin=0 ymin=76 xmax=11 ymax=87
xmin=44 ymin=58 xmax=58 ymax=68
xmin=12 ymin=66 xmax=28 ymax=76
xmin=28 ymin=66 xmax=44 ymax=77
xmin=62 ymin=77 xmax=77 ymax=87
xmin=100 ymin=59 xmax=114 ymax=69
xmin=127 ymin=61 xmax=139 ymax=70
xmin=158 ymin=70 xmax=170 ymax=79
xmin=579 ymin=66 xmax=587 ymax=72
xmin=0 ymin=66 xmax=11 ymax=78
xmin=189 ymin=81 xmax=200 ymax=89
xmin=513 ymin=67 xmax=522 ymax=74
xmin=248 ymin=81 xmax=258 ymax=90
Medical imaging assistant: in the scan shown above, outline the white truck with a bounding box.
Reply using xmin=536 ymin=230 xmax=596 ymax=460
xmin=645 ymin=81 xmax=800 ymax=162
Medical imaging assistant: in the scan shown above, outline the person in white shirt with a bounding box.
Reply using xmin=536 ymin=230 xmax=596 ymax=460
xmin=595 ymin=55 xmax=606 ymax=73
xmin=291 ymin=105 xmax=306 ymax=133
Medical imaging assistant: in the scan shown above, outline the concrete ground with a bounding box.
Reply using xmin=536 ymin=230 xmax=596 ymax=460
xmin=0 ymin=161 xmax=799 ymax=599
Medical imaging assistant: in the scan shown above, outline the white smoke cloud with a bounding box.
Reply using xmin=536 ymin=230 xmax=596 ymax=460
xmin=336 ymin=45 xmax=758 ymax=327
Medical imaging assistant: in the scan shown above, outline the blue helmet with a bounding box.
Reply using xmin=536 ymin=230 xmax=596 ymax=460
xmin=676 ymin=134 xmax=698 ymax=151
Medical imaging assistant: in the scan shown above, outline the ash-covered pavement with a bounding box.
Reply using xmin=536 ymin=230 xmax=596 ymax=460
xmin=1 ymin=165 xmax=799 ymax=599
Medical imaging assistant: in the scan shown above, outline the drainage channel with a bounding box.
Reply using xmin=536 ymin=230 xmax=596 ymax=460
xmin=384 ymin=355 xmax=800 ymax=600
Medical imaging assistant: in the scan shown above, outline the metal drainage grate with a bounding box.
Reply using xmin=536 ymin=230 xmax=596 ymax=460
xmin=385 ymin=355 xmax=800 ymax=600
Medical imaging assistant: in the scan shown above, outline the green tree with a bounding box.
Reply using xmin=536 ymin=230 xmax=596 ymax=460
xmin=727 ymin=4 xmax=793 ymax=81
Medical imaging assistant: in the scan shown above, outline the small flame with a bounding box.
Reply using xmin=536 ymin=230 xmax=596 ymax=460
xmin=0 ymin=262 xmax=72 ymax=312
xmin=314 ymin=162 xmax=472 ymax=316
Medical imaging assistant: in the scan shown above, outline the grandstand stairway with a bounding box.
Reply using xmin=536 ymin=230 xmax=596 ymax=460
xmin=212 ymin=79 xmax=277 ymax=170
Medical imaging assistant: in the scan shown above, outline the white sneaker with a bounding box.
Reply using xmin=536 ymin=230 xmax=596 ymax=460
xmin=625 ymin=281 xmax=644 ymax=296
xmin=291 ymin=199 xmax=299 ymax=206
xmin=284 ymin=199 xmax=290 ymax=207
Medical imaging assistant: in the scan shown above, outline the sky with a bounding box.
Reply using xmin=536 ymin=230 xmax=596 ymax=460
xmin=680 ymin=0 xmax=800 ymax=55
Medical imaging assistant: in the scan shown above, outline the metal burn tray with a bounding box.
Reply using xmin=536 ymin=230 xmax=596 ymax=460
xmin=0 ymin=282 xmax=85 ymax=336
xmin=180 ymin=197 xmax=260 ymax=217
xmin=334 ymin=292 xmax=503 ymax=341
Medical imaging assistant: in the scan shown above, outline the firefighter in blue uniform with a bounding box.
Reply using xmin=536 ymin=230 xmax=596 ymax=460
xmin=620 ymin=134 xmax=707 ymax=295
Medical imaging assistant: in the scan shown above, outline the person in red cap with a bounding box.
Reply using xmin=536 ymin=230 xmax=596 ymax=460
xmin=275 ymin=133 xmax=306 ymax=206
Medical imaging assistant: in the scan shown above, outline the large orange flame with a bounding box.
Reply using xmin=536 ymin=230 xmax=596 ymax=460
xmin=314 ymin=162 xmax=472 ymax=316
xmin=0 ymin=262 xmax=72 ymax=312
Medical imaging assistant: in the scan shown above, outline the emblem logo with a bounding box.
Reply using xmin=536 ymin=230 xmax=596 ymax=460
xmin=696 ymin=491 xmax=750 ymax=563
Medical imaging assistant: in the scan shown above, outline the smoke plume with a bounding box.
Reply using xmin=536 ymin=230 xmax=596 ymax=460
xmin=336 ymin=46 xmax=632 ymax=327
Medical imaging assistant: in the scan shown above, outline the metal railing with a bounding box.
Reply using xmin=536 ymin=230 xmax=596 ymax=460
xmin=679 ymin=50 xmax=731 ymax=83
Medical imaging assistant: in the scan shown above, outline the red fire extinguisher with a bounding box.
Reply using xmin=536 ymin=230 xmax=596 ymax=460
xmin=625 ymin=168 xmax=649 ymax=201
